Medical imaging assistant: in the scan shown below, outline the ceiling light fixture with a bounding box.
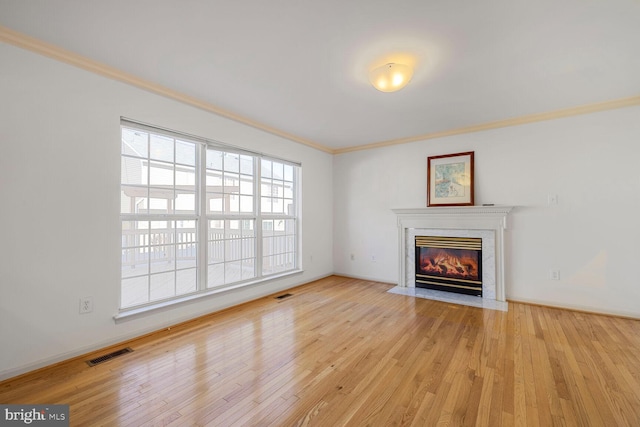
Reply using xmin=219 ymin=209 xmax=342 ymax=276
xmin=369 ymin=63 xmax=413 ymax=92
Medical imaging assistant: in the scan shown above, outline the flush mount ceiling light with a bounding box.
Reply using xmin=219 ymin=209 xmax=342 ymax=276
xmin=369 ymin=63 xmax=414 ymax=92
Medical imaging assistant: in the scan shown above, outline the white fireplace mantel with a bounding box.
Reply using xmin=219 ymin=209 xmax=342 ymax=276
xmin=392 ymin=206 xmax=513 ymax=301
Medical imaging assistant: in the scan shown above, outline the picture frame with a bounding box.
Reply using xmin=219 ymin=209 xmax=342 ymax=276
xmin=427 ymin=151 xmax=474 ymax=207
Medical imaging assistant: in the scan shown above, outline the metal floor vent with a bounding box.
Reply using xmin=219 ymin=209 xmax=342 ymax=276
xmin=86 ymin=347 xmax=134 ymax=366
xmin=275 ymin=293 xmax=293 ymax=300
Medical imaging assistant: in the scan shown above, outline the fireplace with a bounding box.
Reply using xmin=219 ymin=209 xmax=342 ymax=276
xmin=392 ymin=206 xmax=513 ymax=303
xmin=415 ymin=236 xmax=482 ymax=296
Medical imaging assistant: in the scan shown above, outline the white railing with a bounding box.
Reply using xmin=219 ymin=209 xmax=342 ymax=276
xmin=122 ymin=227 xmax=197 ymax=268
xmin=122 ymin=227 xmax=291 ymax=268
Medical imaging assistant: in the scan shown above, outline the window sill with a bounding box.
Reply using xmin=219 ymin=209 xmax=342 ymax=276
xmin=113 ymin=269 xmax=303 ymax=323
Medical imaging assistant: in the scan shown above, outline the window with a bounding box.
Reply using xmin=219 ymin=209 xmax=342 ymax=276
xmin=120 ymin=120 xmax=300 ymax=311
xmin=205 ymin=149 xmax=256 ymax=288
xmin=261 ymin=159 xmax=297 ymax=275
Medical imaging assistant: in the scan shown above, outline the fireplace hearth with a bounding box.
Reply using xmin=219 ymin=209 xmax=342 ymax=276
xmin=415 ymin=236 xmax=482 ymax=296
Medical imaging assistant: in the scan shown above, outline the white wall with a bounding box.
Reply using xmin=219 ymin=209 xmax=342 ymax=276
xmin=334 ymin=106 xmax=640 ymax=318
xmin=0 ymin=43 xmax=334 ymax=379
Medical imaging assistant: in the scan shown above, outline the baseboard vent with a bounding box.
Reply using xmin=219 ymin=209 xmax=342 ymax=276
xmin=275 ymin=293 xmax=293 ymax=300
xmin=86 ymin=347 xmax=134 ymax=367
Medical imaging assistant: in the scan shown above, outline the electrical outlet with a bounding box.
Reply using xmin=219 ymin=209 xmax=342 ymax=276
xmin=550 ymin=270 xmax=560 ymax=281
xmin=371 ymin=255 xmax=376 ymax=262
xmin=79 ymin=297 xmax=93 ymax=314
xmin=548 ymin=194 xmax=559 ymax=205
xmin=350 ymin=254 xmax=355 ymax=261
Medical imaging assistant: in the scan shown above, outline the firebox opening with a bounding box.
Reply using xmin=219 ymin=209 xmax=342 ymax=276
xmin=415 ymin=236 xmax=482 ymax=297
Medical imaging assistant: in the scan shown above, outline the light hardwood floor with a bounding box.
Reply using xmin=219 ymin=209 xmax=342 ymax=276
xmin=1 ymin=276 xmax=640 ymax=426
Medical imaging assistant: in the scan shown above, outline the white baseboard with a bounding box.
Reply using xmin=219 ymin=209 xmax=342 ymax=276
xmin=0 ymin=333 xmax=153 ymax=382
xmin=0 ymin=272 xmax=334 ymax=382
xmin=334 ymin=273 xmax=640 ymax=319
xmin=4 ymin=274 xmax=636 ymax=382
xmin=331 ymin=272 xmax=397 ymax=285
xmin=506 ymin=296 xmax=640 ymax=320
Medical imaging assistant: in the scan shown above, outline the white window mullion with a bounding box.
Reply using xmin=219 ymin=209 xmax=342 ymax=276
xmin=172 ymin=138 xmax=177 ymax=296
xmin=197 ymin=143 xmax=208 ymax=291
xmin=294 ymin=167 xmax=300 ymax=271
xmin=255 ymin=157 xmax=263 ymax=278
xmin=145 ymin=220 xmax=151 ymax=303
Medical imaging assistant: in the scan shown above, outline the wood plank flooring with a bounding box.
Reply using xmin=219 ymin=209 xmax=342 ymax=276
xmin=1 ymin=276 xmax=640 ymax=426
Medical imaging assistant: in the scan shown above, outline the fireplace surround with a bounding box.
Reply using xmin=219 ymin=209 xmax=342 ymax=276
xmin=392 ymin=206 xmax=513 ymax=302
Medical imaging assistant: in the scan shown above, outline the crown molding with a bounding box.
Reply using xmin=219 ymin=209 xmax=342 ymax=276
xmin=2 ymin=25 xmax=638 ymax=157
xmin=0 ymin=25 xmax=334 ymax=154
xmin=334 ymin=95 xmax=640 ymax=154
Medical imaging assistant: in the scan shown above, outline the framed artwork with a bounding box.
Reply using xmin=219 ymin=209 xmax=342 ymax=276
xmin=427 ymin=151 xmax=474 ymax=207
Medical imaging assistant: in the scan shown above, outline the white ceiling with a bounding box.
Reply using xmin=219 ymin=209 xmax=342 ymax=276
xmin=1 ymin=0 xmax=639 ymax=152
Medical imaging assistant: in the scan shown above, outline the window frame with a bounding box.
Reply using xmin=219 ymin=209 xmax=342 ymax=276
xmin=118 ymin=119 xmax=301 ymax=318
